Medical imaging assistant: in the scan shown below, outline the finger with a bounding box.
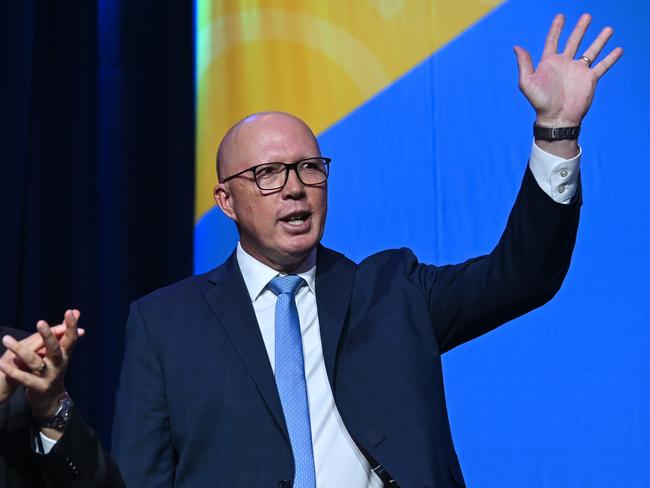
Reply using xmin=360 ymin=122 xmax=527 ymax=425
xmin=16 ymin=329 xmax=47 ymax=352
xmin=563 ymin=13 xmax=591 ymax=58
xmin=1 ymin=335 xmax=46 ymax=372
xmin=0 ymin=358 xmax=47 ymax=391
xmin=37 ymin=321 xmax=64 ymax=365
xmin=50 ymin=323 xmax=69 ymax=336
xmin=592 ymin=47 xmax=623 ymax=79
xmin=44 ymin=323 xmax=84 ymax=341
xmin=581 ymin=26 xmax=614 ymax=66
xmin=0 ymin=345 xmax=26 ymax=370
xmin=543 ymin=13 xmax=565 ymax=55
xmin=60 ymin=309 xmax=80 ymax=352
xmin=513 ymin=46 xmax=535 ymax=80
xmin=15 ymin=322 xmax=68 ymax=352
xmin=34 ymin=327 xmax=85 ymax=357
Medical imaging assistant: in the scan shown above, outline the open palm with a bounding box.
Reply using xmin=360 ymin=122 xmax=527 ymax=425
xmin=514 ymin=14 xmax=623 ymax=127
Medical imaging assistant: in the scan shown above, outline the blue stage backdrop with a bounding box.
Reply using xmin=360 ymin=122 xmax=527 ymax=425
xmin=194 ymin=1 xmax=650 ymax=486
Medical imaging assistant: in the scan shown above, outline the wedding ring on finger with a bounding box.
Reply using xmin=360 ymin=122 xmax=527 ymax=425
xmin=578 ymin=55 xmax=593 ymax=67
xmin=34 ymin=362 xmax=47 ymax=375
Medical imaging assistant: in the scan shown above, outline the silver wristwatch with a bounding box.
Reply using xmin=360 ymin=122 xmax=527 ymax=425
xmin=35 ymin=392 xmax=74 ymax=432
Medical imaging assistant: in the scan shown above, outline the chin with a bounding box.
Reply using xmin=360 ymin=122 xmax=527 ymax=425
xmin=276 ymin=235 xmax=319 ymax=261
xmin=279 ymin=243 xmax=317 ymax=260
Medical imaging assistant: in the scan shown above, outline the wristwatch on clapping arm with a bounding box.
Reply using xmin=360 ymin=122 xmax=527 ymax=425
xmin=34 ymin=392 xmax=74 ymax=433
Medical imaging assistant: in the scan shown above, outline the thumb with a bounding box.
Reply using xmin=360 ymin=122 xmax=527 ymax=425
xmin=513 ymin=46 xmax=534 ymax=82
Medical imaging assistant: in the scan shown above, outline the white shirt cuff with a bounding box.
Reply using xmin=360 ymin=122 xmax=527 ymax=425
xmin=528 ymin=140 xmax=581 ymax=204
xmin=37 ymin=432 xmax=58 ymax=455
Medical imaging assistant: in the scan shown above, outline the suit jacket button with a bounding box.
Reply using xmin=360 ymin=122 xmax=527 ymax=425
xmin=278 ymin=480 xmax=291 ymax=488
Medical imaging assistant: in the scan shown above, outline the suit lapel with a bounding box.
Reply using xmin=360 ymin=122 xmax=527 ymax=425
xmin=202 ymin=254 xmax=289 ymax=442
xmin=315 ymin=246 xmax=356 ymax=388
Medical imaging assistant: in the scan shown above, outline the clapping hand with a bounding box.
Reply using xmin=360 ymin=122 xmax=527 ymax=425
xmin=0 ymin=310 xmax=84 ymax=420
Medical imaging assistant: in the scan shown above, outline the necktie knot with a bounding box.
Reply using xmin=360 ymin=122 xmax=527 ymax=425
xmin=268 ymin=274 xmax=304 ymax=297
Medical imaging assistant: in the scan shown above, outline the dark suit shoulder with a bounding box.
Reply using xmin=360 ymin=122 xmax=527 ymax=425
xmin=134 ymin=250 xmax=239 ymax=309
xmin=356 ymin=247 xmax=425 ymax=283
xmin=136 ymin=272 xmax=211 ymax=307
xmin=125 ymin=258 xmax=238 ymax=346
xmin=347 ymin=248 xmax=431 ymax=311
xmin=316 ymin=245 xmax=356 ymax=274
xmin=357 ymin=247 xmax=418 ymax=268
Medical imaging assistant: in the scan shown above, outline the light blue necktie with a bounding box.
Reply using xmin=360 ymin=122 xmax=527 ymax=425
xmin=268 ymin=275 xmax=316 ymax=488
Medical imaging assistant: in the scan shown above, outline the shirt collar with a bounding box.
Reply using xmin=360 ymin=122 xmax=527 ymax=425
xmin=236 ymin=242 xmax=317 ymax=301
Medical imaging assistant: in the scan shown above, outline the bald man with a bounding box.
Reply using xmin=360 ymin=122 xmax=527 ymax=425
xmin=112 ymin=14 xmax=621 ymax=488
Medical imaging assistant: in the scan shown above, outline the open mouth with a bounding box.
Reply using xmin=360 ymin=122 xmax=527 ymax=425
xmin=279 ymin=210 xmax=312 ymax=230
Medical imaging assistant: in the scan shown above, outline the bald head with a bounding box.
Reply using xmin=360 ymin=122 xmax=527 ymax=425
xmin=216 ymin=112 xmax=320 ymax=181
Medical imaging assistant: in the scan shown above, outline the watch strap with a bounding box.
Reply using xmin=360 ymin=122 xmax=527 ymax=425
xmin=533 ymin=123 xmax=581 ymax=141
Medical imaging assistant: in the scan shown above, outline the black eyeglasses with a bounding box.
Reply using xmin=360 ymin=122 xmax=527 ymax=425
xmin=221 ymin=157 xmax=331 ymax=191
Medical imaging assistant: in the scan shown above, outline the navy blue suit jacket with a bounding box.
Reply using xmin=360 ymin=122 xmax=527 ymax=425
xmin=112 ymin=168 xmax=580 ymax=487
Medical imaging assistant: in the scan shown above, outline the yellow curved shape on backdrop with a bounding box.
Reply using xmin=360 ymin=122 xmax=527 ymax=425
xmin=197 ymin=10 xmax=391 ymax=98
xmin=195 ymin=1 xmax=504 ymax=221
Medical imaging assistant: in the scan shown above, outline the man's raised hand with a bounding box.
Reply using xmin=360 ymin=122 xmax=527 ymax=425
xmin=514 ymin=13 xmax=623 ymax=128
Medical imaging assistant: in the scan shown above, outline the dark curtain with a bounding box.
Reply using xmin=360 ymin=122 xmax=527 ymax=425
xmin=0 ymin=0 xmax=195 ymax=446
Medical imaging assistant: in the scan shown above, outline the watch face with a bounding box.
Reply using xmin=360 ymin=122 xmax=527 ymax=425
xmin=37 ymin=393 xmax=73 ymax=432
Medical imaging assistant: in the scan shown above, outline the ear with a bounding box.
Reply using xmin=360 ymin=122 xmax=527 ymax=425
xmin=213 ymin=183 xmax=237 ymax=221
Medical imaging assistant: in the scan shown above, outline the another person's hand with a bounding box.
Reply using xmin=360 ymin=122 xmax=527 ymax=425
xmin=0 ymin=310 xmax=83 ymax=426
xmin=0 ymin=319 xmax=80 ymax=403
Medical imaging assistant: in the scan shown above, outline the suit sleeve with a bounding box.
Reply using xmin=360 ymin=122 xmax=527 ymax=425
xmin=111 ymin=301 xmax=174 ymax=487
xmin=38 ymin=407 xmax=125 ymax=488
xmin=406 ymin=166 xmax=581 ymax=353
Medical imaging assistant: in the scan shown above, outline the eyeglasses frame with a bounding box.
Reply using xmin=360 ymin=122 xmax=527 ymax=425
xmin=220 ymin=157 xmax=331 ymax=191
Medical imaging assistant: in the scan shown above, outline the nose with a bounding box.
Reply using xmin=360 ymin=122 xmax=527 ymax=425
xmin=282 ymin=166 xmax=306 ymax=198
